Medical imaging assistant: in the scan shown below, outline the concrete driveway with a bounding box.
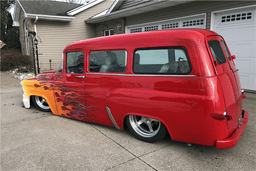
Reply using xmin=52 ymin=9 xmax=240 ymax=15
xmin=1 ymin=71 xmax=255 ymax=171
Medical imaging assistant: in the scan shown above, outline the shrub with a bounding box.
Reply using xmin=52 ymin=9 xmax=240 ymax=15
xmin=0 ymin=49 xmax=32 ymax=72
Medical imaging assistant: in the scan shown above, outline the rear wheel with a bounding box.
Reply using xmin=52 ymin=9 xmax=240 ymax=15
xmin=126 ymin=115 xmax=166 ymax=142
xmin=32 ymin=96 xmax=51 ymax=112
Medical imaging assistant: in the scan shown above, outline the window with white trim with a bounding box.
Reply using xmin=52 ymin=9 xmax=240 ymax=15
xmin=221 ymin=12 xmax=252 ymax=23
xmin=104 ymin=29 xmax=114 ymax=36
xmin=145 ymin=25 xmax=158 ymax=31
xmin=130 ymin=27 xmax=142 ymax=33
xmin=182 ymin=19 xmax=204 ymax=27
xmin=162 ymin=23 xmax=179 ymax=29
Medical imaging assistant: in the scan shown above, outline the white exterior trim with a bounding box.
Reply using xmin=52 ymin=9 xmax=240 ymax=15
xmin=67 ymin=0 xmax=105 ymax=16
xmin=26 ymin=14 xmax=75 ymax=21
xmin=125 ymin=13 xmax=206 ymax=33
xmin=107 ymin=0 xmax=119 ymax=14
xmin=210 ymin=4 xmax=256 ymax=30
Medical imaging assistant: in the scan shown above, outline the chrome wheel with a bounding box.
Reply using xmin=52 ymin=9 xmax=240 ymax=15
xmin=128 ymin=115 xmax=161 ymax=138
xmin=34 ymin=96 xmax=50 ymax=110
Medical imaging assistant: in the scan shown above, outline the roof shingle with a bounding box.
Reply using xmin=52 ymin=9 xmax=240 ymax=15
xmin=20 ymin=1 xmax=82 ymax=16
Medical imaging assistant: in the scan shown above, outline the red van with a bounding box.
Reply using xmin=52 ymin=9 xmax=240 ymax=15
xmin=21 ymin=29 xmax=249 ymax=149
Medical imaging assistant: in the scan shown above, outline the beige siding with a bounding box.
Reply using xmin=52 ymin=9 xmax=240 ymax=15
xmin=36 ymin=0 xmax=114 ymax=70
xmin=126 ymin=1 xmax=256 ymax=30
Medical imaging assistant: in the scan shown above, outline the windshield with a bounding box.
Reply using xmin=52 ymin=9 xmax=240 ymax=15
xmin=59 ymin=52 xmax=64 ymax=72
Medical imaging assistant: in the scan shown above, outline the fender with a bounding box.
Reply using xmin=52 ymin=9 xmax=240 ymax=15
xmin=21 ymin=79 xmax=58 ymax=114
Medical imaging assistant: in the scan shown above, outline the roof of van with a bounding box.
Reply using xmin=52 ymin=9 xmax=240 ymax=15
xmin=65 ymin=29 xmax=219 ymax=50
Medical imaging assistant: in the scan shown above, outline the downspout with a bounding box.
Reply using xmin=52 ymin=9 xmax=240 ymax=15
xmin=34 ymin=16 xmax=40 ymax=74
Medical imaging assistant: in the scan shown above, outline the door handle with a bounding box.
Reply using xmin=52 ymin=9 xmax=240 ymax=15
xmin=75 ymin=76 xmax=85 ymax=78
xmin=233 ymin=69 xmax=239 ymax=72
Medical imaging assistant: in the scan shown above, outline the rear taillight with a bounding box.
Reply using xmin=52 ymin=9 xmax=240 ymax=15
xmin=241 ymin=89 xmax=246 ymax=99
xmin=211 ymin=110 xmax=227 ymax=120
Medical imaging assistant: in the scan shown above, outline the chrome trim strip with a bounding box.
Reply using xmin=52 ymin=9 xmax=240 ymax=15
xmin=86 ymin=73 xmax=196 ymax=77
xmin=106 ymin=107 xmax=121 ymax=130
xmin=233 ymin=69 xmax=239 ymax=72
xmin=40 ymin=75 xmax=50 ymax=79
xmin=223 ymin=111 xmax=227 ymax=119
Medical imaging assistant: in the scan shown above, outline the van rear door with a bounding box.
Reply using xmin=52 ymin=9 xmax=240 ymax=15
xmin=207 ymin=36 xmax=241 ymax=130
xmin=220 ymin=39 xmax=242 ymax=93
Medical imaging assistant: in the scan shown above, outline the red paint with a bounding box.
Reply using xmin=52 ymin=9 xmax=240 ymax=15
xmin=35 ymin=29 xmax=248 ymax=149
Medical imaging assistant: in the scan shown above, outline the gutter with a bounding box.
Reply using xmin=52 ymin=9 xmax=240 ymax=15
xmin=26 ymin=14 xmax=75 ymax=22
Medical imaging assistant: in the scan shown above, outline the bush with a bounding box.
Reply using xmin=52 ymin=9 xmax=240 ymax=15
xmin=0 ymin=49 xmax=32 ymax=72
xmin=4 ymin=27 xmax=21 ymax=50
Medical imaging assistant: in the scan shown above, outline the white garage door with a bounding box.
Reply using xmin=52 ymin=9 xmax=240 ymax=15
xmin=126 ymin=14 xmax=206 ymax=33
xmin=213 ymin=6 xmax=256 ymax=91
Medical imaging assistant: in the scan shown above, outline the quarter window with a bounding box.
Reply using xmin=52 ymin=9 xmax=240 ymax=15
xmin=221 ymin=40 xmax=231 ymax=60
xmin=89 ymin=50 xmax=127 ymax=73
xmin=66 ymin=51 xmax=84 ymax=74
xmin=208 ymin=40 xmax=226 ymax=64
xmin=133 ymin=47 xmax=191 ymax=74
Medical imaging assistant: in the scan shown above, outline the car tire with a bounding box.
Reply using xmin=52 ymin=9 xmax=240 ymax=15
xmin=126 ymin=115 xmax=167 ymax=142
xmin=32 ymin=96 xmax=51 ymax=112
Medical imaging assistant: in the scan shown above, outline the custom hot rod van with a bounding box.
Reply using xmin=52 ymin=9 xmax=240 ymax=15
xmin=21 ymin=29 xmax=249 ymax=149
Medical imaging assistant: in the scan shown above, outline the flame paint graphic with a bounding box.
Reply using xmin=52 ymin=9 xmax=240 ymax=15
xmin=32 ymin=79 xmax=103 ymax=122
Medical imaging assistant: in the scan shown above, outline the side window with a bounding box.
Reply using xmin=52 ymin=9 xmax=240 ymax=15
xmin=66 ymin=51 xmax=84 ymax=74
xmin=89 ymin=50 xmax=127 ymax=73
xmin=133 ymin=47 xmax=191 ymax=74
xmin=208 ymin=40 xmax=226 ymax=64
xmin=104 ymin=29 xmax=114 ymax=36
xmin=221 ymin=40 xmax=231 ymax=60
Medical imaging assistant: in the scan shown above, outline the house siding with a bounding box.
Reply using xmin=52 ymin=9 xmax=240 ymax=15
xmin=35 ymin=0 xmax=113 ymax=70
xmin=126 ymin=1 xmax=256 ymax=30
xmin=117 ymin=0 xmax=149 ymax=11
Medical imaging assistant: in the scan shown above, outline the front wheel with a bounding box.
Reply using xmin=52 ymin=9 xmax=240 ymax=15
xmin=126 ymin=115 xmax=167 ymax=142
xmin=32 ymin=96 xmax=51 ymax=112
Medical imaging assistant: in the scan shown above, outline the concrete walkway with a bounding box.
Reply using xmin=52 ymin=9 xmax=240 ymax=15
xmin=1 ymin=71 xmax=255 ymax=171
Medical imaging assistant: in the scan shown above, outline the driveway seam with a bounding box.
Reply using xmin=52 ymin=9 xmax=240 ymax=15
xmin=90 ymin=124 xmax=157 ymax=171
xmin=1 ymin=115 xmax=53 ymax=126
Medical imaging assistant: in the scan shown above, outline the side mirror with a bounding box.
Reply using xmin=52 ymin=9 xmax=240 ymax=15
xmin=231 ymin=55 xmax=236 ymax=60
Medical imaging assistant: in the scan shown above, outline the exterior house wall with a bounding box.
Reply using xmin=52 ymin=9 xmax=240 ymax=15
xmin=125 ymin=1 xmax=256 ymax=30
xmin=117 ymin=1 xmax=148 ymax=11
xmin=32 ymin=0 xmax=113 ymax=71
xmin=95 ymin=17 xmax=125 ymax=37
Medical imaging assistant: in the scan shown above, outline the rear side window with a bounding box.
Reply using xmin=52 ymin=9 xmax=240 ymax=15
xmin=208 ymin=40 xmax=226 ymax=64
xmin=133 ymin=47 xmax=191 ymax=74
xmin=89 ymin=50 xmax=127 ymax=73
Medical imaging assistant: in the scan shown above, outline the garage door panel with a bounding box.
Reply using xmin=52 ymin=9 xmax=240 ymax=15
xmin=236 ymin=26 xmax=255 ymax=40
xmin=239 ymin=75 xmax=250 ymax=88
xmin=213 ymin=7 xmax=256 ymax=91
xmin=234 ymin=42 xmax=255 ymax=56
xmin=235 ymin=58 xmax=255 ymax=73
xmin=215 ymin=27 xmax=235 ymax=40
